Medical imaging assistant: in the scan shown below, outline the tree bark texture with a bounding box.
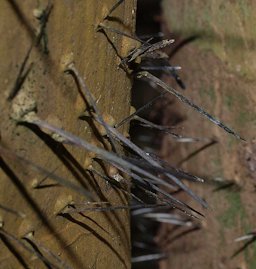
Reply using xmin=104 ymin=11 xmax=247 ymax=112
xmin=0 ymin=1 xmax=136 ymax=268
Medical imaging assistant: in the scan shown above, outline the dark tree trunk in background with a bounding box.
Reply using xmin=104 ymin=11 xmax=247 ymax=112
xmin=158 ymin=1 xmax=256 ymax=268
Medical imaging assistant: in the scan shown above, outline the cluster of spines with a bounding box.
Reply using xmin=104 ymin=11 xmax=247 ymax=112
xmin=0 ymin=0 xmax=246 ymax=267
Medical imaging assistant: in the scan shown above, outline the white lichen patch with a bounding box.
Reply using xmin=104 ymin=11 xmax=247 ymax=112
xmin=59 ymin=52 xmax=74 ymax=71
xmin=108 ymin=165 xmax=124 ymax=183
xmin=10 ymin=90 xmax=38 ymax=123
xmin=43 ymin=115 xmax=68 ymax=143
xmin=112 ymin=173 xmax=124 ymax=183
xmin=33 ymin=8 xmax=44 ymax=19
xmin=130 ymin=106 xmax=136 ymax=115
